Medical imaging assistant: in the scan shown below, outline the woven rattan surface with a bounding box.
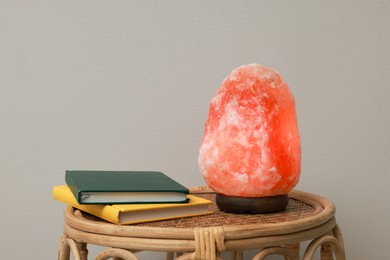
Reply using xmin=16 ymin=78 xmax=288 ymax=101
xmin=138 ymin=194 xmax=314 ymax=228
xmin=79 ymin=190 xmax=316 ymax=229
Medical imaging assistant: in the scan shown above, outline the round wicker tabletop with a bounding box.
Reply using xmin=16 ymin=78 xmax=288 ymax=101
xmin=60 ymin=188 xmax=345 ymax=260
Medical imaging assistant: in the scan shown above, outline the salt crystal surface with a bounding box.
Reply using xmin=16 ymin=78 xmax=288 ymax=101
xmin=198 ymin=64 xmax=301 ymax=197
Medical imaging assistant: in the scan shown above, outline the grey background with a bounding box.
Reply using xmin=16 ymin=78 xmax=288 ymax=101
xmin=1 ymin=1 xmax=389 ymax=259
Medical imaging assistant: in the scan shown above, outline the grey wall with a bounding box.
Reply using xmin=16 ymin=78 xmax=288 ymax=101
xmin=1 ymin=1 xmax=389 ymax=259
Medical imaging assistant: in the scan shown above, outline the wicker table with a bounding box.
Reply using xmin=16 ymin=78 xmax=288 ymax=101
xmin=58 ymin=187 xmax=346 ymax=260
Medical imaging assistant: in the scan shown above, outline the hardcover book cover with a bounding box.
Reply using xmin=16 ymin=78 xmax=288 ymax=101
xmin=65 ymin=170 xmax=190 ymax=204
xmin=53 ymin=185 xmax=212 ymax=225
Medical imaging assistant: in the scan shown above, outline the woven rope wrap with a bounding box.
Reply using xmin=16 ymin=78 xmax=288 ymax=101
xmin=191 ymin=227 xmax=225 ymax=260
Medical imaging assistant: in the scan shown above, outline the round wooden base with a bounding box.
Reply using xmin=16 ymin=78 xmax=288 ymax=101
xmin=215 ymin=193 xmax=289 ymax=214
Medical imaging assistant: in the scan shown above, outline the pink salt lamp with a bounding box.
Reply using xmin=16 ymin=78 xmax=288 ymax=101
xmin=198 ymin=64 xmax=301 ymax=214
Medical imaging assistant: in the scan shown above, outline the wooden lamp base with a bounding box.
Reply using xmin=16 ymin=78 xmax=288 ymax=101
xmin=215 ymin=193 xmax=289 ymax=214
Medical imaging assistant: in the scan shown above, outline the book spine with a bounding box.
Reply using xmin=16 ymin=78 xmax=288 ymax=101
xmin=65 ymin=171 xmax=82 ymax=204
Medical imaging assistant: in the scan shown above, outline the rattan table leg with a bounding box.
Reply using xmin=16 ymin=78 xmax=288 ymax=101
xmin=175 ymin=252 xmax=196 ymax=260
xmin=175 ymin=252 xmax=223 ymax=260
xmin=58 ymin=233 xmax=70 ymax=260
xmin=303 ymin=235 xmax=346 ymax=260
xmin=332 ymin=224 xmax=345 ymax=250
xmin=175 ymin=253 xmax=191 ymax=260
xmin=169 ymin=252 xmax=185 ymax=260
xmin=229 ymin=251 xmax=243 ymax=260
xmin=320 ymin=243 xmax=334 ymax=260
xmin=166 ymin=252 xmax=174 ymax=260
xmin=66 ymin=238 xmax=82 ymax=260
xmin=94 ymin=248 xmax=139 ymax=260
xmin=285 ymin=244 xmax=300 ymax=259
xmin=76 ymin=242 xmax=88 ymax=260
xmin=252 ymin=246 xmax=295 ymax=260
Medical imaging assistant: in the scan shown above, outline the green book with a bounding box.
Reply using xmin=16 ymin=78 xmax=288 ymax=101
xmin=65 ymin=170 xmax=190 ymax=204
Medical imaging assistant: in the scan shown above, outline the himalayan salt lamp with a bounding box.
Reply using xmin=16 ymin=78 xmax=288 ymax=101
xmin=198 ymin=64 xmax=301 ymax=214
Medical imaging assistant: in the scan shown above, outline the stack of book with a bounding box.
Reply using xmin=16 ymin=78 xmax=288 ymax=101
xmin=53 ymin=170 xmax=213 ymax=225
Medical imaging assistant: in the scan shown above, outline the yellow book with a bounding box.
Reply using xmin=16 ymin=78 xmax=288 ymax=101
xmin=53 ymin=185 xmax=213 ymax=225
